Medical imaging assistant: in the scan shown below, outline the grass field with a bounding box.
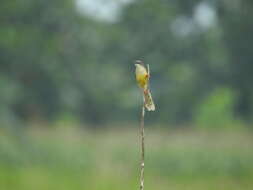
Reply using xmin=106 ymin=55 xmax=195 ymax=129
xmin=0 ymin=126 xmax=252 ymax=190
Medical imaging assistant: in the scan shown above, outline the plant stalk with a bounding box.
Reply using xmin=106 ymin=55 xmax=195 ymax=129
xmin=139 ymin=97 xmax=145 ymax=190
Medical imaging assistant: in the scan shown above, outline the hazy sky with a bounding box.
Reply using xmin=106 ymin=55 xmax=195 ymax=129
xmin=76 ymin=0 xmax=132 ymax=22
xmin=76 ymin=0 xmax=216 ymax=31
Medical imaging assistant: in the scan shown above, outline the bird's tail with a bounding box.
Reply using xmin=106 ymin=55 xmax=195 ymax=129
xmin=143 ymin=89 xmax=155 ymax=111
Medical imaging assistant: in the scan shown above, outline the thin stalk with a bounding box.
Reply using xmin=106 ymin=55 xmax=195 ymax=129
xmin=139 ymin=97 xmax=145 ymax=190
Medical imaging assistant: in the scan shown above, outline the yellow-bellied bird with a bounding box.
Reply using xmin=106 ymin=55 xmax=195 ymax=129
xmin=135 ymin=60 xmax=155 ymax=111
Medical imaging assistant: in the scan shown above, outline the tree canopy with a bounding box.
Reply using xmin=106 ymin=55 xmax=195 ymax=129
xmin=1 ymin=0 xmax=252 ymax=127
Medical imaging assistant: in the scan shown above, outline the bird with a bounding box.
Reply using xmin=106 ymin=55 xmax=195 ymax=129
xmin=135 ymin=60 xmax=155 ymax=111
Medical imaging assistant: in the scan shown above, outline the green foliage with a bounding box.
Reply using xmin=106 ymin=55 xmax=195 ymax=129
xmin=0 ymin=0 xmax=253 ymax=126
xmin=194 ymin=88 xmax=237 ymax=128
xmin=0 ymin=128 xmax=253 ymax=190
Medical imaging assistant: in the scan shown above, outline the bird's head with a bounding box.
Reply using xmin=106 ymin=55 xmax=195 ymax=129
xmin=135 ymin=60 xmax=144 ymax=65
xmin=135 ymin=60 xmax=145 ymax=69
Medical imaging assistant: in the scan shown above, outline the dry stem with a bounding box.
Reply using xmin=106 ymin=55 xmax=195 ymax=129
xmin=139 ymin=97 xmax=145 ymax=190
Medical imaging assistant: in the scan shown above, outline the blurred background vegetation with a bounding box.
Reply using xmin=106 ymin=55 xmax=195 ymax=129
xmin=1 ymin=0 xmax=253 ymax=189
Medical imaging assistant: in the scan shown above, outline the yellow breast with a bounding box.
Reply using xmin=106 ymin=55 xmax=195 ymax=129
xmin=135 ymin=64 xmax=148 ymax=89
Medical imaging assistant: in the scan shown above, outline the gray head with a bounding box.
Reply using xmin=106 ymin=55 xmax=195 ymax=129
xmin=135 ymin=60 xmax=145 ymax=66
xmin=135 ymin=60 xmax=143 ymax=64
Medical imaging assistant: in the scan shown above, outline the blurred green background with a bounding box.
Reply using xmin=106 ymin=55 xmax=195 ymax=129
xmin=1 ymin=0 xmax=253 ymax=189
